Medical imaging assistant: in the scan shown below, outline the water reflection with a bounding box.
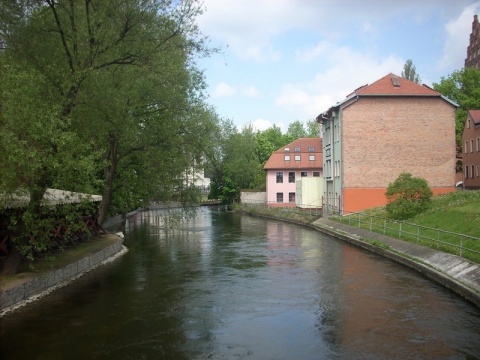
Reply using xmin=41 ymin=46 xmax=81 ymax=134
xmin=0 ymin=207 xmax=479 ymax=359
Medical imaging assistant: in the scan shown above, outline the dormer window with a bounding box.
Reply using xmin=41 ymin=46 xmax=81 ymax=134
xmin=294 ymin=147 xmax=300 ymax=152
xmin=284 ymin=155 xmax=290 ymax=161
xmin=284 ymin=147 xmax=290 ymax=152
xmin=308 ymin=147 xmax=314 ymax=152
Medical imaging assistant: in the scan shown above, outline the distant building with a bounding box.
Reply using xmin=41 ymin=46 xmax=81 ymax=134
xmin=465 ymin=15 xmax=480 ymax=69
xmin=317 ymin=73 xmax=457 ymax=214
xmin=263 ymin=138 xmax=322 ymax=207
xmin=462 ymin=110 xmax=480 ymax=189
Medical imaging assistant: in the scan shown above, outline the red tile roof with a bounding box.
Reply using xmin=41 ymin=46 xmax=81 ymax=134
xmin=469 ymin=109 xmax=480 ymax=125
xmin=263 ymin=138 xmax=323 ymax=170
xmin=354 ymin=73 xmax=439 ymax=96
xmin=318 ymin=73 xmax=456 ymax=120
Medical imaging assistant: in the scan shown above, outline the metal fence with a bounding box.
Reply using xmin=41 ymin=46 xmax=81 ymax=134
xmin=335 ymin=211 xmax=480 ymax=260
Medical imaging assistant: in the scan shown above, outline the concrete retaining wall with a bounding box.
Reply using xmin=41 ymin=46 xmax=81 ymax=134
xmin=240 ymin=191 xmax=266 ymax=204
xmin=0 ymin=236 xmax=127 ymax=315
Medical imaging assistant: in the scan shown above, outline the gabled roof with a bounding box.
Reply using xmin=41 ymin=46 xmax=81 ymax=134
xmin=263 ymin=138 xmax=322 ymax=170
xmin=355 ymin=73 xmax=439 ymax=96
xmin=468 ymin=109 xmax=480 ymax=125
xmin=318 ymin=73 xmax=458 ymax=120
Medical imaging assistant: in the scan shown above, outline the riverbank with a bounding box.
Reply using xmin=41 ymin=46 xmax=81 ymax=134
xmin=0 ymin=233 xmax=127 ymax=316
xmin=237 ymin=208 xmax=480 ymax=308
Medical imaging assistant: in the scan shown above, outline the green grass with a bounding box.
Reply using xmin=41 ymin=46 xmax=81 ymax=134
xmin=334 ymin=190 xmax=480 ymax=264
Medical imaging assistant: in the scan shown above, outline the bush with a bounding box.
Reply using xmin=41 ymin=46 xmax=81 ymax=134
xmin=385 ymin=173 xmax=433 ymax=220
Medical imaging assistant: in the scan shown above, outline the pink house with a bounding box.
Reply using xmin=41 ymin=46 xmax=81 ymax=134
xmin=263 ymin=138 xmax=323 ymax=206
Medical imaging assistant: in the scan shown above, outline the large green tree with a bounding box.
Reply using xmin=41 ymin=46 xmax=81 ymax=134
xmin=433 ymin=67 xmax=480 ymax=145
xmin=206 ymin=122 xmax=264 ymax=203
xmin=0 ymin=0 xmax=215 ymax=269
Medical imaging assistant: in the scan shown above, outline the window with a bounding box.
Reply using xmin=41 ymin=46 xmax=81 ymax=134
xmin=477 ymin=166 xmax=480 ymax=177
xmin=309 ymin=155 xmax=315 ymax=161
xmin=308 ymin=147 xmax=315 ymax=152
xmin=289 ymin=192 xmax=295 ymax=203
xmin=472 ymin=165 xmax=475 ymax=178
xmin=284 ymin=155 xmax=290 ymax=161
xmin=276 ymin=192 xmax=284 ymax=203
xmin=465 ymin=140 xmax=469 ymax=154
xmin=465 ymin=165 xmax=469 ymax=179
xmin=288 ymin=172 xmax=295 ymax=183
xmin=301 ymin=171 xmax=307 ymax=177
xmin=477 ymin=138 xmax=480 ymax=151
xmin=468 ymin=119 xmax=471 ymax=128
xmin=326 ymin=160 xmax=332 ymax=178
xmin=276 ymin=172 xmax=283 ymax=183
xmin=335 ymin=161 xmax=340 ymax=177
xmin=294 ymin=147 xmax=300 ymax=152
xmin=284 ymin=147 xmax=290 ymax=152
xmin=471 ymin=140 xmax=475 ymax=153
xmin=294 ymin=155 xmax=301 ymax=161
xmin=313 ymin=171 xmax=320 ymax=177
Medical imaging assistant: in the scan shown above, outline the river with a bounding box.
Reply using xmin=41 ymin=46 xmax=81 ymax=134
xmin=1 ymin=207 xmax=479 ymax=359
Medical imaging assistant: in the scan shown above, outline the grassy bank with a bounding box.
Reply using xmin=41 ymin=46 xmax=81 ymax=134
xmin=0 ymin=234 xmax=119 ymax=292
xmin=334 ymin=190 xmax=480 ymax=264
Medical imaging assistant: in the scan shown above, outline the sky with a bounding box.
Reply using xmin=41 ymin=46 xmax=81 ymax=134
xmin=195 ymin=0 xmax=480 ymax=133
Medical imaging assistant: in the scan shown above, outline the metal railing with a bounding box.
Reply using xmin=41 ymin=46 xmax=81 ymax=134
xmin=335 ymin=211 xmax=480 ymax=261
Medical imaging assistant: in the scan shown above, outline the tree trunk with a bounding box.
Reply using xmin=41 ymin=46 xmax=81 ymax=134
xmin=0 ymin=245 xmax=22 ymax=275
xmin=97 ymin=133 xmax=118 ymax=226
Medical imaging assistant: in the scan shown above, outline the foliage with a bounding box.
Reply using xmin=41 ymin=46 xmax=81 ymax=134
xmin=433 ymin=67 xmax=480 ymax=152
xmin=0 ymin=0 xmax=217 ymax=268
xmin=401 ymin=59 xmax=421 ymax=83
xmin=385 ymin=173 xmax=433 ymax=220
xmin=206 ymin=122 xmax=264 ymax=203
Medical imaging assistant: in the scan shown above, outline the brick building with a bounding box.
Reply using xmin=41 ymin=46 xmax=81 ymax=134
xmin=462 ymin=110 xmax=480 ymax=189
xmin=465 ymin=15 xmax=480 ymax=69
xmin=316 ymin=73 xmax=457 ymax=214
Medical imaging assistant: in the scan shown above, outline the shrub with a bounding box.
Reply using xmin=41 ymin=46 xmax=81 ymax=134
xmin=385 ymin=173 xmax=433 ymax=220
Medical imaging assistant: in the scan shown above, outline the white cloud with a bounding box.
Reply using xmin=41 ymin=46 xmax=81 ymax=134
xmin=250 ymin=118 xmax=287 ymax=133
xmin=241 ymin=85 xmax=262 ymax=98
xmin=212 ymin=82 xmax=236 ymax=97
xmin=438 ymin=2 xmax=480 ymax=72
xmin=277 ymin=43 xmax=405 ymax=118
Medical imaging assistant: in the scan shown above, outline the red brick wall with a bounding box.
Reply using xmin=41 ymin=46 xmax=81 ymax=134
xmin=343 ymin=187 xmax=454 ymax=214
xmin=462 ymin=115 xmax=480 ymax=189
xmin=342 ymin=97 xmax=456 ymax=190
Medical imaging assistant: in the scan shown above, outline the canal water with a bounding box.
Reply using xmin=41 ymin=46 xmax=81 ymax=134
xmin=1 ymin=207 xmax=480 ymax=359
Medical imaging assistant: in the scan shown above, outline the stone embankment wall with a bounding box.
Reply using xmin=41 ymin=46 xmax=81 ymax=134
xmin=0 ymin=236 xmax=126 ymax=315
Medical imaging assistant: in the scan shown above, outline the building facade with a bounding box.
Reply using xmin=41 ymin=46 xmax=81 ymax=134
xmin=317 ymin=73 xmax=457 ymax=214
xmin=465 ymin=15 xmax=480 ymax=69
xmin=263 ymin=138 xmax=322 ymax=207
xmin=462 ymin=110 xmax=480 ymax=189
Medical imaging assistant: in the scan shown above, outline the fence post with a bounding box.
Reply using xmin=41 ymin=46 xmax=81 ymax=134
xmin=358 ymin=213 xmax=360 ymax=228
xmin=383 ymin=219 xmax=386 ymax=234
xmin=399 ymin=222 xmax=402 ymax=238
xmin=460 ymin=235 xmax=463 ymax=257
xmin=416 ymin=226 xmax=419 ymax=242
xmin=370 ymin=216 xmax=373 ymax=231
